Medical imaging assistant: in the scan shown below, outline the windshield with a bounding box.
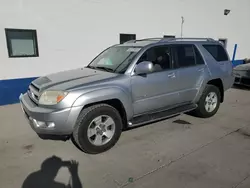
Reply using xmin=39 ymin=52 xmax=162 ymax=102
xmin=87 ymin=46 xmax=141 ymax=73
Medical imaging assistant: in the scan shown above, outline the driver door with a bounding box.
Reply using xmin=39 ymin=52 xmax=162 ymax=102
xmin=131 ymin=45 xmax=180 ymax=115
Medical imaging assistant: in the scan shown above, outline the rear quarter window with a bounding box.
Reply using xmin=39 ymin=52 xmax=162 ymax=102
xmin=203 ymin=44 xmax=229 ymax=62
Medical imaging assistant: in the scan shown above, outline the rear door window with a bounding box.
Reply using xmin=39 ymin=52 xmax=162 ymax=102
xmin=172 ymin=45 xmax=196 ymax=68
xmin=203 ymin=44 xmax=229 ymax=62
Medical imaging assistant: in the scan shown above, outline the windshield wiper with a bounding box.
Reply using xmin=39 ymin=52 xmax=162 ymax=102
xmin=86 ymin=65 xmax=97 ymax=70
xmin=95 ymin=66 xmax=114 ymax=72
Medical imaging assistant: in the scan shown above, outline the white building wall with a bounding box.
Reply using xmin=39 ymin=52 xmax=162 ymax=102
xmin=0 ymin=0 xmax=249 ymax=80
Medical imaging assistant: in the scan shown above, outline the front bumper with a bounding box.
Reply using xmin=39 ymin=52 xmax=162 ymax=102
xmin=19 ymin=93 xmax=82 ymax=136
xmin=233 ymin=70 xmax=250 ymax=87
xmin=234 ymin=76 xmax=250 ymax=86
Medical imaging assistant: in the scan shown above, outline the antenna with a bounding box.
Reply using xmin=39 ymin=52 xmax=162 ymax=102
xmin=181 ymin=16 xmax=184 ymax=38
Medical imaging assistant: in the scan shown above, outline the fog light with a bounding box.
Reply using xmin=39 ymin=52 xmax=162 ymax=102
xmin=31 ymin=118 xmax=55 ymax=129
xmin=32 ymin=119 xmax=47 ymax=128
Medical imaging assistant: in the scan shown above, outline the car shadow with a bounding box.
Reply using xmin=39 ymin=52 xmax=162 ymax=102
xmin=22 ymin=155 xmax=83 ymax=188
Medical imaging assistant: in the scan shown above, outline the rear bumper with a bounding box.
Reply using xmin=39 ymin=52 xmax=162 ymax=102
xmin=19 ymin=93 xmax=82 ymax=136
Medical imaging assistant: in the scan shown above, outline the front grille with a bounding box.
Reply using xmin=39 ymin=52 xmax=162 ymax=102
xmin=28 ymin=83 xmax=40 ymax=104
xmin=235 ymin=77 xmax=240 ymax=83
xmin=241 ymin=77 xmax=250 ymax=86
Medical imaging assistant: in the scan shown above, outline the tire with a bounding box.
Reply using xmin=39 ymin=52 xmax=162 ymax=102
xmin=72 ymin=104 xmax=123 ymax=154
xmin=194 ymin=84 xmax=221 ymax=118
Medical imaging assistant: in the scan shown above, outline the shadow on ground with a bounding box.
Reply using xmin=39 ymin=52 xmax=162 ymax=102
xmin=22 ymin=155 xmax=83 ymax=188
xmin=172 ymin=119 xmax=192 ymax=125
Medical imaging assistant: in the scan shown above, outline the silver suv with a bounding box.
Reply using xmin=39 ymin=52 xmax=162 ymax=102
xmin=19 ymin=38 xmax=234 ymax=154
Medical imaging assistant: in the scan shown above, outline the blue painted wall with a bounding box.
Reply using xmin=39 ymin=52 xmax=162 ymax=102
xmin=0 ymin=77 xmax=38 ymax=106
xmin=232 ymin=59 xmax=244 ymax=67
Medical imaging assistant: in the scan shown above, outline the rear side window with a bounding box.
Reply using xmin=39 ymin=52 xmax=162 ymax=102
xmin=203 ymin=44 xmax=229 ymax=62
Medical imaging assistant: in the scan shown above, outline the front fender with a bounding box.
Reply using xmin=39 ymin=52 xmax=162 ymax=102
xmin=72 ymin=87 xmax=133 ymax=120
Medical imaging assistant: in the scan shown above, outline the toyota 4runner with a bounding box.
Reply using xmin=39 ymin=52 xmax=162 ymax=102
xmin=19 ymin=38 xmax=234 ymax=154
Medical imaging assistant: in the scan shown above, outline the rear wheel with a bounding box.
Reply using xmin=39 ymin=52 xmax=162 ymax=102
xmin=72 ymin=104 xmax=122 ymax=154
xmin=194 ymin=85 xmax=221 ymax=118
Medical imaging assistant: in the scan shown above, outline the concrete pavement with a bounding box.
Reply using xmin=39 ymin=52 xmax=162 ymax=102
xmin=0 ymin=87 xmax=250 ymax=188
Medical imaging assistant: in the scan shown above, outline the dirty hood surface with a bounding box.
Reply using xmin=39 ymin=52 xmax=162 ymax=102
xmin=32 ymin=67 xmax=118 ymax=91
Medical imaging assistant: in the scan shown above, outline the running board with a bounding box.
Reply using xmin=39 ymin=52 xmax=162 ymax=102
xmin=128 ymin=104 xmax=197 ymax=127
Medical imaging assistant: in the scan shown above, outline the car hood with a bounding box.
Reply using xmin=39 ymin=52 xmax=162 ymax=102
xmin=32 ymin=67 xmax=118 ymax=91
xmin=234 ymin=63 xmax=250 ymax=71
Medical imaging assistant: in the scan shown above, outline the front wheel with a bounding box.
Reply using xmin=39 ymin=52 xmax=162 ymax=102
xmin=194 ymin=85 xmax=221 ymax=118
xmin=72 ymin=104 xmax=123 ymax=154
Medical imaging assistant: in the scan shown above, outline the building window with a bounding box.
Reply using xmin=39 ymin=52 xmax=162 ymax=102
xmin=163 ymin=35 xmax=175 ymax=38
xmin=218 ymin=38 xmax=227 ymax=48
xmin=120 ymin=33 xmax=136 ymax=44
xmin=5 ymin=28 xmax=39 ymax=58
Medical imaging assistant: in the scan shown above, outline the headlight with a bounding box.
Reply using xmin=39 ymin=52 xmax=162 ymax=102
xmin=39 ymin=91 xmax=68 ymax=105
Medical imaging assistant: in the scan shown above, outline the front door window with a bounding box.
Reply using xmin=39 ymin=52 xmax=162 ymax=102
xmin=137 ymin=45 xmax=172 ymax=73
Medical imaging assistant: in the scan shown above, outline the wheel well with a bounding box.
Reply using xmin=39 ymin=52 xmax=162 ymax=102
xmin=84 ymin=99 xmax=127 ymax=129
xmin=207 ymin=79 xmax=224 ymax=102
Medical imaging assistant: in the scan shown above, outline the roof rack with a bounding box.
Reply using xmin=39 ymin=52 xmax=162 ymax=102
xmin=123 ymin=40 xmax=136 ymax=44
xmin=124 ymin=38 xmax=162 ymax=44
xmin=160 ymin=37 xmax=215 ymax=42
xmin=124 ymin=37 xmax=216 ymax=44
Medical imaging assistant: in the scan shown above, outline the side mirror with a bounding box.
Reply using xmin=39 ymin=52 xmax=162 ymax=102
xmin=134 ymin=61 xmax=154 ymax=75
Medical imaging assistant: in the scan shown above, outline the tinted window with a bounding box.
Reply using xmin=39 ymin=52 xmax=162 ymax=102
xmin=173 ymin=45 xmax=196 ymax=67
xmin=163 ymin=35 xmax=175 ymax=38
xmin=120 ymin=33 xmax=136 ymax=44
xmin=194 ymin=46 xmax=205 ymax=65
xmin=138 ymin=46 xmax=171 ymax=72
xmin=203 ymin=44 xmax=229 ymax=61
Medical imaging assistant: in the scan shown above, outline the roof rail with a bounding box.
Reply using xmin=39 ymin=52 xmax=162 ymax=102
xmin=124 ymin=40 xmax=136 ymax=44
xmin=160 ymin=37 xmax=215 ymax=42
xmin=124 ymin=38 xmax=162 ymax=44
xmin=137 ymin=38 xmax=163 ymax=41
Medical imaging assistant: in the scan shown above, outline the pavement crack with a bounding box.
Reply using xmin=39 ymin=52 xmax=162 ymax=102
xmin=113 ymin=179 xmax=122 ymax=187
xmin=120 ymin=128 xmax=240 ymax=187
xmin=232 ymin=174 xmax=250 ymax=188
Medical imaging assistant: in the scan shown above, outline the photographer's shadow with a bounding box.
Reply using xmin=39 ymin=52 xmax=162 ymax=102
xmin=22 ymin=155 xmax=83 ymax=188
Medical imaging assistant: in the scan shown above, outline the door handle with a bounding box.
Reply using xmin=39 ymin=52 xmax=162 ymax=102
xmin=168 ymin=72 xmax=176 ymax=78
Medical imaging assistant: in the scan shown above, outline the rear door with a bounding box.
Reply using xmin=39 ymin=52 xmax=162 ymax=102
xmin=172 ymin=44 xmax=209 ymax=104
